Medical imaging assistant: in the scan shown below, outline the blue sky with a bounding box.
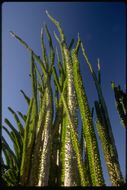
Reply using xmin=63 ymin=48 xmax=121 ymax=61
xmin=2 ymin=2 xmax=126 ymax=185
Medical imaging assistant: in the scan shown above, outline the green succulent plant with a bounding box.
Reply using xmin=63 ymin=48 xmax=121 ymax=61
xmin=2 ymin=11 xmax=125 ymax=186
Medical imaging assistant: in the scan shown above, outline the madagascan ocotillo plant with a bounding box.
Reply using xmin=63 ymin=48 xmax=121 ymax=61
xmin=2 ymin=11 xmax=125 ymax=186
xmin=111 ymin=82 xmax=127 ymax=128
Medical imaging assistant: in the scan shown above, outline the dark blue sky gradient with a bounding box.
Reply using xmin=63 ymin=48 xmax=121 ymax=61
xmin=2 ymin=2 xmax=126 ymax=185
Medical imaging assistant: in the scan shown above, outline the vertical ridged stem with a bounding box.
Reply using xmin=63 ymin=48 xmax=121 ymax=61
xmin=95 ymin=101 xmax=125 ymax=186
xmin=111 ymin=82 xmax=127 ymax=128
xmin=63 ymin=46 xmax=78 ymax=186
xmin=20 ymin=98 xmax=34 ymax=185
xmin=81 ymin=42 xmax=124 ymax=184
xmin=37 ymin=80 xmax=53 ymax=186
xmin=23 ymin=52 xmax=38 ymax=185
xmin=72 ymin=36 xmax=105 ymax=186
xmin=81 ymin=42 xmax=117 ymax=149
xmin=84 ymin=146 xmax=92 ymax=185
xmin=44 ymin=24 xmax=55 ymax=75
xmin=28 ymin=90 xmax=47 ymax=185
xmin=52 ymin=66 xmax=87 ymax=186
xmin=46 ymin=11 xmax=78 ymax=186
xmin=80 ymin=125 xmax=92 ymax=185
xmin=41 ymin=27 xmax=49 ymax=70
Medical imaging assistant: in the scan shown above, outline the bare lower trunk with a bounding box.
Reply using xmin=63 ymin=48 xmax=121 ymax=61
xmin=64 ymin=125 xmax=77 ymax=186
xmin=37 ymin=85 xmax=53 ymax=186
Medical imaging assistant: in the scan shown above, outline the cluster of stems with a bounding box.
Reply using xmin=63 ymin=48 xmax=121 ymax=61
xmin=2 ymin=11 xmax=125 ymax=186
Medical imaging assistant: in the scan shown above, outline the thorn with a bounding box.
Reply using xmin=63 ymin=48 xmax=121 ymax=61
xmin=10 ymin=31 xmax=15 ymax=38
xmin=98 ymin=63 xmax=100 ymax=70
xmin=45 ymin=10 xmax=48 ymax=15
xmin=97 ymin=58 xmax=100 ymax=70
xmin=41 ymin=27 xmax=44 ymax=37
